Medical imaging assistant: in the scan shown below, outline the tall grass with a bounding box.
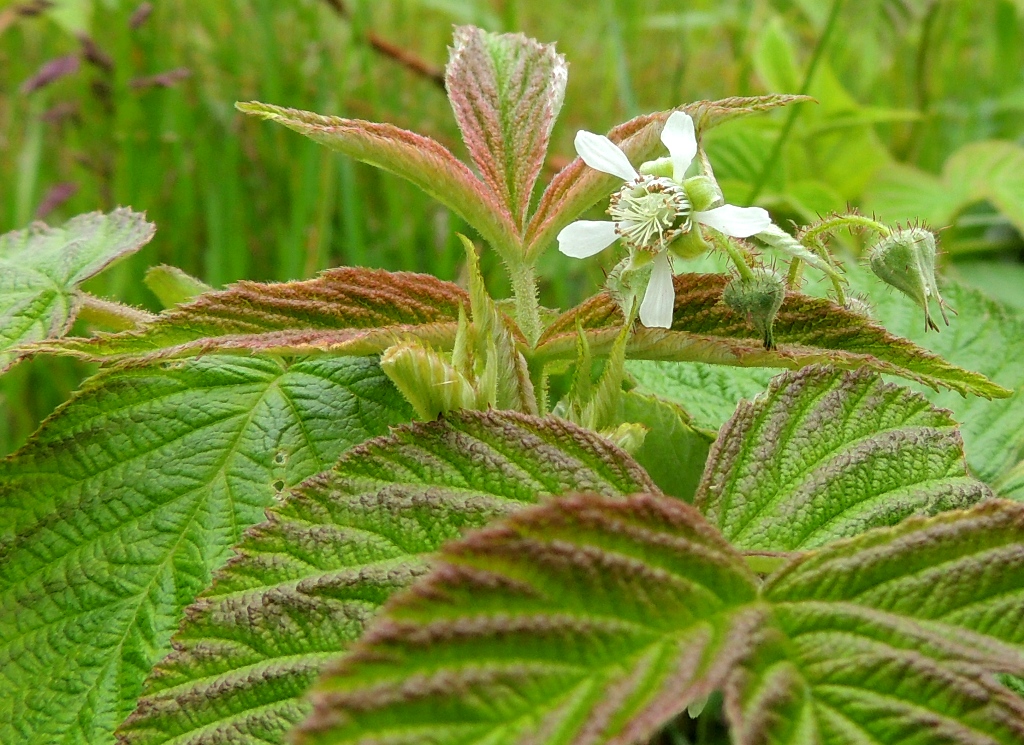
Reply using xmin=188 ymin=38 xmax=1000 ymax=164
xmin=1 ymin=0 xmax=1022 ymax=454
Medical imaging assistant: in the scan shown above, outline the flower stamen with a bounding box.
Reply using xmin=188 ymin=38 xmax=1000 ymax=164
xmin=608 ymin=175 xmax=691 ymax=253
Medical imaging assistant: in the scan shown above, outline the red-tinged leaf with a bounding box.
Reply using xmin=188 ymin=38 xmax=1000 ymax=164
xmin=35 ymin=267 xmax=471 ymax=361
xmin=118 ymin=412 xmax=655 ymax=745
xmin=236 ymin=101 xmax=522 ymax=257
xmin=524 ymin=95 xmax=811 ymax=260
xmin=297 ymin=493 xmax=765 ymax=745
xmin=446 ymin=26 xmax=567 ymax=231
xmin=535 ymin=273 xmax=1008 ymax=398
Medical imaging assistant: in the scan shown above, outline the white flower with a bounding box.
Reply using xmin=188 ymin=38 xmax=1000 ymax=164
xmin=557 ymin=111 xmax=772 ymax=329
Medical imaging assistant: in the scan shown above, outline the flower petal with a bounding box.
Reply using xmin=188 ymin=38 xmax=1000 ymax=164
xmin=639 ymin=252 xmax=675 ymax=329
xmin=694 ymin=205 xmax=772 ymax=238
xmin=574 ymin=130 xmax=638 ymax=181
xmin=557 ymin=220 xmax=620 ymax=258
xmin=660 ymin=111 xmax=697 ymax=181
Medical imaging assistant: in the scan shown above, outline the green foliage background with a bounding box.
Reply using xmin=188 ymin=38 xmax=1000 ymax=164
xmin=2 ymin=0 xmax=1023 ymax=454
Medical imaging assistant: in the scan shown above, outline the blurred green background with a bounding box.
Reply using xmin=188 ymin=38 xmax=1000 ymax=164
xmin=2 ymin=0 xmax=1023 ymax=456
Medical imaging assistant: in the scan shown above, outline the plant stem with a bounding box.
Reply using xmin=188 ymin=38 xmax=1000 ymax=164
xmin=509 ymin=260 xmax=543 ymax=347
xmin=716 ymin=235 xmax=755 ymax=281
xmin=800 ymin=213 xmax=892 ymax=244
xmin=747 ymin=0 xmax=845 ymax=203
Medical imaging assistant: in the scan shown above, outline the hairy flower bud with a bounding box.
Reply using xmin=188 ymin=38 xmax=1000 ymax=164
xmin=868 ymin=227 xmax=951 ymax=332
xmin=723 ymin=269 xmax=787 ymax=350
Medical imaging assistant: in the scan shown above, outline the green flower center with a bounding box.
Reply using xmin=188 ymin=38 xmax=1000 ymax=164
xmin=608 ymin=176 xmax=691 ymax=253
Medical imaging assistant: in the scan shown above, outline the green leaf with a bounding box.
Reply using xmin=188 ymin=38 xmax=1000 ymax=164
xmin=118 ymin=412 xmax=655 ymax=745
xmin=446 ymin=26 xmax=567 ymax=230
xmin=143 ymin=265 xmax=212 ymax=309
xmin=537 ymin=272 xmax=1007 ymax=399
xmin=524 ymin=95 xmax=811 ymax=261
xmin=696 ymin=366 xmax=991 ymax=550
xmin=236 ymin=102 xmax=522 ymax=258
xmin=0 ymin=209 xmax=154 ymax=373
xmin=0 ymin=356 xmax=411 ymax=745
xmin=297 ymin=492 xmax=764 ymax=745
xmin=39 ymin=267 xmax=469 ymax=362
xmin=627 ymin=258 xmax=1024 ymax=492
xmin=293 ymin=494 xmax=1024 ymax=745
xmin=615 ymin=390 xmax=713 ymax=502
xmin=729 ymin=502 xmax=1024 ymax=745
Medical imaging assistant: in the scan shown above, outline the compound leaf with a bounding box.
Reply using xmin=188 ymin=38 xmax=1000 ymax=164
xmin=237 ymin=102 xmax=521 ymax=258
xmin=0 ymin=209 xmax=154 ymax=372
xmin=696 ymin=366 xmax=991 ymax=550
xmin=297 ymin=492 xmax=764 ymax=745
xmin=38 ymin=267 xmax=469 ymax=362
xmin=538 ymin=273 xmax=1005 ymax=399
xmin=0 ymin=356 xmax=411 ymax=745
xmin=446 ymin=26 xmax=567 ymax=230
xmin=119 ymin=412 xmax=655 ymax=745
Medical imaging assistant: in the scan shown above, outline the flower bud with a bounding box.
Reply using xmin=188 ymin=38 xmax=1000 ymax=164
xmin=722 ymin=269 xmax=786 ymax=350
xmin=683 ymin=176 xmax=720 ymax=212
xmin=380 ymin=341 xmax=481 ymax=421
xmin=868 ymin=227 xmax=951 ymax=332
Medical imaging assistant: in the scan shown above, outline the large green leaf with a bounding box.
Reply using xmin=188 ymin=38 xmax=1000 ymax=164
xmin=38 ymin=267 xmax=469 ymax=362
xmin=236 ymin=102 xmax=522 ymax=259
xmin=446 ymin=26 xmax=567 ymax=230
xmin=119 ymin=412 xmax=655 ymax=745
xmin=729 ymin=502 xmax=1024 ymax=745
xmin=294 ymin=494 xmax=1024 ymax=745
xmin=0 ymin=356 xmax=411 ymax=745
xmin=538 ymin=272 xmax=1006 ymax=399
xmin=628 ymin=258 xmax=1024 ymax=489
xmin=298 ymin=493 xmax=764 ymax=745
xmin=0 ymin=209 xmax=154 ymax=372
xmin=696 ymin=366 xmax=991 ymax=550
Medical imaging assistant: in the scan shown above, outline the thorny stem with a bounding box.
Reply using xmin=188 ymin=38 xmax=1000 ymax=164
xmin=715 ymin=234 xmax=756 ymax=282
xmin=786 ymin=257 xmax=804 ymax=289
xmin=747 ymin=0 xmax=845 ymax=203
xmin=801 ymin=214 xmax=892 ymax=245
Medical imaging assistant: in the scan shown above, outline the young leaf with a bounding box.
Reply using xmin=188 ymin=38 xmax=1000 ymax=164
xmin=236 ymin=102 xmax=521 ymax=258
xmin=118 ymin=412 xmax=655 ymax=745
xmin=446 ymin=26 xmax=567 ymax=230
xmin=37 ymin=267 xmax=469 ymax=362
xmin=728 ymin=502 xmax=1024 ymax=745
xmin=696 ymin=366 xmax=991 ymax=550
xmin=298 ymin=493 xmax=764 ymax=745
xmin=0 ymin=356 xmax=411 ymax=745
xmin=537 ymin=273 xmax=1007 ymax=399
xmin=0 ymin=208 xmax=154 ymax=373
xmin=524 ymin=95 xmax=811 ymax=260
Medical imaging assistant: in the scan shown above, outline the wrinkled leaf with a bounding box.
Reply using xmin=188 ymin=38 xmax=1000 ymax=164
xmin=729 ymin=502 xmax=1024 ymax=745
xmin=696 ymin=366 xmax=991 ymax=550
xmin=298 ymin=493 xmax=763 ymax=745
xmin=37 ymin=267 xmax=469 ymax=362
xmin=119 ymin=412 xmax=655 ymax=745
xmin=446 ymin=26 xmax=566 ymax=230
xmin=538 ymin=272 xmax=1007 ymax=399
xmin=0 ymin=356 xmax=411 ymax=745
xmin=237 ymin=102 xmax=521 ymax=257
xmin=0 ymin=209 xmax=154 ymax=372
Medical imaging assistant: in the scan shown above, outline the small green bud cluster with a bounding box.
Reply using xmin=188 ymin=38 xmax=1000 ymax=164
xmin=722 ymin=268 xmax=787 ymax=350
xmin=868 ymin=226 xmax=952 ymax=332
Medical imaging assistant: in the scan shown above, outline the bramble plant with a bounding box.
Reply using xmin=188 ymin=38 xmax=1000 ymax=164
xmin=1 ymin=25 xmax=1023 ymax=745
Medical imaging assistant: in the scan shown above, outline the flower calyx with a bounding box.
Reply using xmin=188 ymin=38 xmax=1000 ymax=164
xmin=868 ymin=226 xmax=953 ymax=332
xmin=723 ymin=268 xmax=787 ymax=351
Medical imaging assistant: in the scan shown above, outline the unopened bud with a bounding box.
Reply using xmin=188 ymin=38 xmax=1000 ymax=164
xmin=868 ymin=227 xmax=951 ymax=332
xmin=723 ymin=269 xmax=786 ymax=350
xmin=380 ymin=342 xmax=481 ymax=421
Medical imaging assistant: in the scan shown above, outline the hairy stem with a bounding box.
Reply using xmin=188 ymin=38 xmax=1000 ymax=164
xmin=508 ymin=260 xmax=543 ymax=347
xmin=716 ymin=234 xmax=755 ymax=282
xmin=800 ymin=213 xmax=892 ymax=244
